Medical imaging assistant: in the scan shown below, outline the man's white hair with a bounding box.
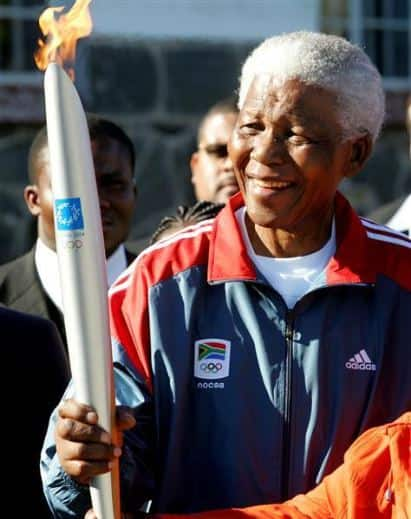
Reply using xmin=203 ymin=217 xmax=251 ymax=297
xmin=239 ymin=31 xmax=385 ymax=143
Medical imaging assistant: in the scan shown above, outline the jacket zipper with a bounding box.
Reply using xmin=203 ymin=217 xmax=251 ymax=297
xmin=281 ymin=309 xmax=295 ymax=500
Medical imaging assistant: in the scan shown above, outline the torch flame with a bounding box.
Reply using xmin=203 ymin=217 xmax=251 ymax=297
xmin=34 ymin=0 xmax=93 ymax=80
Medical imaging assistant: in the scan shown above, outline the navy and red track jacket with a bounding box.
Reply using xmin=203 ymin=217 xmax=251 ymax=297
xmin=42 ymin=192 xmax=411 ymax=517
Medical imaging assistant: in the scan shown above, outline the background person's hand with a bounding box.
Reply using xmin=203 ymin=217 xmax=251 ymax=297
xmin=56 ymin=399 xmax=136 ymax=485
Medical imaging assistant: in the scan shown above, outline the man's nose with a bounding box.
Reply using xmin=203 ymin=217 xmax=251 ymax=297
xmin=97 ymin=186 xmax=111 ymax=208
xmin=221 ymin=153 xmax=234 ymax=170
xmin=251 ymin=131 xmax=287 ymax=165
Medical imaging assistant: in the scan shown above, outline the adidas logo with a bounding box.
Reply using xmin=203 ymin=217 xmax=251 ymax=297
xmin=345 ymin=349 xmax=376 ymax=371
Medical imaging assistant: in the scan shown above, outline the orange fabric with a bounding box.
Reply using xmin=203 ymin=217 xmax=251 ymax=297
xmin=157 ymin=413 xmax=411 ymax=519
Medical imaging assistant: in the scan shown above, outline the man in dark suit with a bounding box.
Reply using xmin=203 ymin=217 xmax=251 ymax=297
xmin=0 ymin=305 xmax=70 ymax=517
xmin=0 ymin=115 xmax=138 ymax=348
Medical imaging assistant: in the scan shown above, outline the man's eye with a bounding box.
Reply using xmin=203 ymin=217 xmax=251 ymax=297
xmin=288 ymin=135 xmax=315 ymax=145
xmin=102 ymin=180 xmax=126 ymax=190
xmin=202 ymin=144 xmax=228 ymax=158
xmin=239 ymin=123 xmax=262 ymax=134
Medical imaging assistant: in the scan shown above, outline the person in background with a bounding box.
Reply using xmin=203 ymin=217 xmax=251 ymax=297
xmin=1 ymin=306 xmax=69 ymax=518
xmin=42 ymin=32 xmax=411 ymax=517
xmin=367 ymin=94 xmax=411 ymax=234
xmin=129 ymin=99 xmax=236 ymax=254
xmin=190 ymin=97 xmax=239 ymax=204
xmin=0 ymin=115 xmax=138 ymax=348
xmin=149 ymin=200 xmax=224 ymax=244
xmin=146 ymin=99 xmax=235 ymax=251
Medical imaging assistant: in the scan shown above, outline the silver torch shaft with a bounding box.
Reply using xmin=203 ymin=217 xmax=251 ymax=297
xmin=44 ymin=62 xmax=120 ymax=519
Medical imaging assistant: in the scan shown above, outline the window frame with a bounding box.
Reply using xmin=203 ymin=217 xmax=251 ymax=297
xmin=0 ymin=2 xmax=45 ymax=86
xmin=322 ymin=0 xmax=411 ymax=91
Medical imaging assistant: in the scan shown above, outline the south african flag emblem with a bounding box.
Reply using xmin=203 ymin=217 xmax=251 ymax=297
xmin=194 ymin=338 xmax=231 ymax=380
xmin=197 ymin=341 xmax=226 ymax=361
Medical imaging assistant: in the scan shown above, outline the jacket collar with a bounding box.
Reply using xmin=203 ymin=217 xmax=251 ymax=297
xmin=208 ymin=191 xmax=375 ymax=286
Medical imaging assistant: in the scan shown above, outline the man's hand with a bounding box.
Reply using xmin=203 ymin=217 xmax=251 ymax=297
xmin=56 ymin=399 xmax=136 ymax=485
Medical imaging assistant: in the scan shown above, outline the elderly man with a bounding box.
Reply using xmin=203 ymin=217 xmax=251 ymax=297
xmin=0 ymin=115 xmax=137 ymax=348
xmin=41 ymin=32 xmax=411 ymax=517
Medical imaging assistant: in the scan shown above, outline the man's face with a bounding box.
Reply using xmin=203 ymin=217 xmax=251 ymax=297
xmin=229 ymin=77 xmax=360 ymax=234
xmin=190 ymin=111 xmax=239 ymax=204
xmin=26 ymin=136 xmax=137 ymax=258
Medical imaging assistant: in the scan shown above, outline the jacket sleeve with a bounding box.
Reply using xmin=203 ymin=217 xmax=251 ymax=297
xmin=156 ymin=502 xmax=313 ymax=518
xmin=40 ymin=360 xmax=156 ymax=517
xmin=156 ymin=424 xmax=392 ymax=519
xmin=154 ymin=460 xmax=342 ymax=518
xmin=40 ymin=381 xmax=93 ymax=518
xmin=109 ymin=259 xmax=156 ymax=512
xmin=154 ymin=475 xmax=338 ymax=519
xmin=41 ymin=260 xmax=156 ymax=517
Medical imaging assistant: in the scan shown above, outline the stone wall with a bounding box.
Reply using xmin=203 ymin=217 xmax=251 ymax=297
xmin=0 ymin=36 xmax=409 ymax=263
xmin=76 ymin=36 xmax=256 ymax=246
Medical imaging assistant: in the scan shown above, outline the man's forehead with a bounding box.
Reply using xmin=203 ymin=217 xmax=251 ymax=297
xmin=243 ymin=75 xmax=311 ymax=107
xmin=91 ymin=135 xmax=131 ymax=160
xmin=34 ymin=146 xmax=51 ymax=181
xmin=37 ymin=144 xmax=50 ymax=163
xmin=241 ymin=76 xmax=339 ymax=125
xmin=200 ymin=112 xmax=237 ymax=144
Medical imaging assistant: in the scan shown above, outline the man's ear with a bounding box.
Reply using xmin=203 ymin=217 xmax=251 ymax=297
xmin=345 ymin=133 xmax=373 ymax=179
xmin=24 ymin=185 xmax=41 ymax=216
xmin=190 ymin=152 xmax=199 ymax=185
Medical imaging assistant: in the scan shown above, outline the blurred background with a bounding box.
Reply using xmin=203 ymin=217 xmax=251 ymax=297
xmin=0 ymin=0 xmax=410 ymax=262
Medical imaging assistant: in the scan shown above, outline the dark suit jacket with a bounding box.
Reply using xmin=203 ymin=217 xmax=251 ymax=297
xmin=0 ymin=246 xmax=136 ymax=516
xmin=0 ymin=247 xmax=137 ymax=353
xmin=0 ymin=306 xmax=70 ymax=518
xmin=0 ymin=248 xmax=67 ymax=346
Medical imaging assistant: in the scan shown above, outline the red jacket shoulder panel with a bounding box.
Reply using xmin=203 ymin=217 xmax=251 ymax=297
xmin=138 ymin=221 xmax=213 ymax=287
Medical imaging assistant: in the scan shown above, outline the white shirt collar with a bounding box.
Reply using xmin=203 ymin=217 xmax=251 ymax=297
xmin=235 ymin=207 xmax=336 ymax=308
xmin=35 ymin=239 xmax=128 ymax=312
xmin=35 ymin=238 xmax=63 ymax=312
xmin=386 ymin=194 xmax=411 ymax=233
xmin=106 ymin=243 xmax=128 ymax=287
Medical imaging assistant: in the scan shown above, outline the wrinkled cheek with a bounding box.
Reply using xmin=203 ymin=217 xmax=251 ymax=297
xmin=228 ymin=137 xmax=249 ymax=189
xmin=229 ymin=133 xmax=248 ymax=161
xmin=231 ymin=154 xmax=249 ymax=191
xmin=230 ymin=170 xmax=245 ymax=198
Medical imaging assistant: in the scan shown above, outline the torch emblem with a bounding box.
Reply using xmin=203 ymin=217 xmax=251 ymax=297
xmin=55 ymin=198 xmax=84 ymax=231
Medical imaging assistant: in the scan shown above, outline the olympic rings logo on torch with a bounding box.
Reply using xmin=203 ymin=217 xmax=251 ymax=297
xmin=64 ymin=239 xmax=83 ymax=249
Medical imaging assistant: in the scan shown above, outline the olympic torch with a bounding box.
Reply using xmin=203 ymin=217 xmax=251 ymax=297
xmin=35 ymin=2 xmax=120 ymax=518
